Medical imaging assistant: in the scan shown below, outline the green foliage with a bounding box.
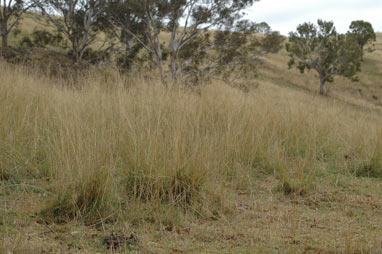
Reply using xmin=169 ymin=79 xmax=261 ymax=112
xmin=19 ymin=35 xmax=34 ymax=48
xmin=286 ymin=20 xmax=362 ymax=95
xmin=21 ymin=0 xmax=282 ymax=80
xmin=18 ymin=29 xmax=65 ymax=49
xmin=37 ymin=0 xmax=109 ymax=64
xmin=66 ymin=47 xmax=111 ymax=64
xmin=259 ymin=31 xmax=285 ymax=53
xmin=106 ymin=0 xmax=282 ymax=85
xmin=164 ymin=0 xmax=267 ymax=82
xmin=347 ymin=20 xmax=376 ymax=60
xmin=31 ymin=29 xmax=64 ymax=48
xmin=12 ymin=28 xmax=22 ymax=37
xmin=171 ymin=20 xmax=283 ymax=85
xmin=104 ymin=1 xmax=148 ymax=70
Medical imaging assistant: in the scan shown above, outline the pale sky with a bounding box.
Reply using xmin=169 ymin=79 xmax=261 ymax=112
xmin=246 ymin=0 xmax=382 ymax=35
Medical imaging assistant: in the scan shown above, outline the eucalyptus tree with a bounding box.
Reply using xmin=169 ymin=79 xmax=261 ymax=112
xmin=173 ymin=20 xmax=284 ymax=85
xmin=348 ymin=20 xmax=376 ymax=61
xmin=108 ymin=0 xmax=283 ymax=85
xmin=165 ymin=2 xmax=285 ymax=83
xmin=0 ymin=0 xmax=35 ymax=57
xmin=104 ymin=0 xmax=148 ymax=70
xmin=106 ymin=0 xmax=170 ymax=82
xmin=286 ymin=20 xmax=362 ymax=95
xmin=36 ymin=0 xmax=107 ymax=65
xmin=165 ymin=0 xmax=257 ymax=80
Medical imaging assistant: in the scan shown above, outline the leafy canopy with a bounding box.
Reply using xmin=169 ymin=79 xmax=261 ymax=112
xmin=347 ymin=20 xmax=376 ymax=60
xmin=286 ymin=20 xmax=362 ymax=95
xmin=348 ymin=20 xmax=376 ymax=48
xmin=106 ymin=0 xmax=284 ymax=87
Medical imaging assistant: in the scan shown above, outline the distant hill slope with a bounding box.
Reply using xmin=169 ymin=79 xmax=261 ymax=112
xmin=6 ymin=13 xmax=382 ymax=111
xmin=258 ymin=33 xmax=382 ymax=112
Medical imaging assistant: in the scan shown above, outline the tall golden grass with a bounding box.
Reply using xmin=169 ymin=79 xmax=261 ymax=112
xmin=1 ymin=61 xmax=381 ymax=224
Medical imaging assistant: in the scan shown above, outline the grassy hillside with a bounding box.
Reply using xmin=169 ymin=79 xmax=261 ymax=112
xmin=1 ymin=14 xmax=382 ymax=254
xmin=1 ymin=62 xmax=382 ymax=253
xmin=259 ymin=33 xmax=382 ymax=111
xmin=10 ymin=13 xmax=382 ymax=109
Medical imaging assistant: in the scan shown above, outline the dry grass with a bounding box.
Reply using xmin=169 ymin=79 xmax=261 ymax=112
xmin=2 ymin=15 xmax=382 ymax=251
xmin=259 ymin=34 xmax=382 ymax=112
xmin=1 ymin=58 xmax=382 ymax=252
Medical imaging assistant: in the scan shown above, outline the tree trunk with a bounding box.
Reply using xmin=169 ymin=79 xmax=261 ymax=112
xmin=155 ymin=54 xmax=167 ymax=86
xmin=75 ymin=50 xmax=81 ymax=66
xmin=73 ymin=46 xmax=81 ymax=66
xmin=170 ymin=53 xmax=177 ymax=81
xmin=70 ymin=37 xmax=81 ymax=66
xmin=1 ymin=29 xmax=8 ymax=58
xmin=319 ymin=77 xmax=325 ymax=95
xmin=168 ymin=21 xmax=178 ymax=82
xmin=153 ymin=35 xmax=166 ymax=86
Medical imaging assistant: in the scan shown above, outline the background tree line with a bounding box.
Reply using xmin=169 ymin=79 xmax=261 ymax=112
xmin=0 ymin=0 xmax=284 ymax=85
xmin=0 ymin=0 xmax=377 ymax=92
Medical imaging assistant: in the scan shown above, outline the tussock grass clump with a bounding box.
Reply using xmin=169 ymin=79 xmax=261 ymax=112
xmin=1 ymin=61 xmax=382 ymax=223
xmin=124 ymin=168 xmax=204 ymax=208
xmin=41 ymin=170 xmax=114 ymax=224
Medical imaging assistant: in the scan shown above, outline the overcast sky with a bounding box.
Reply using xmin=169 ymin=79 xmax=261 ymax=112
xmin=246 ymin=0 xmax=382 ymax=35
